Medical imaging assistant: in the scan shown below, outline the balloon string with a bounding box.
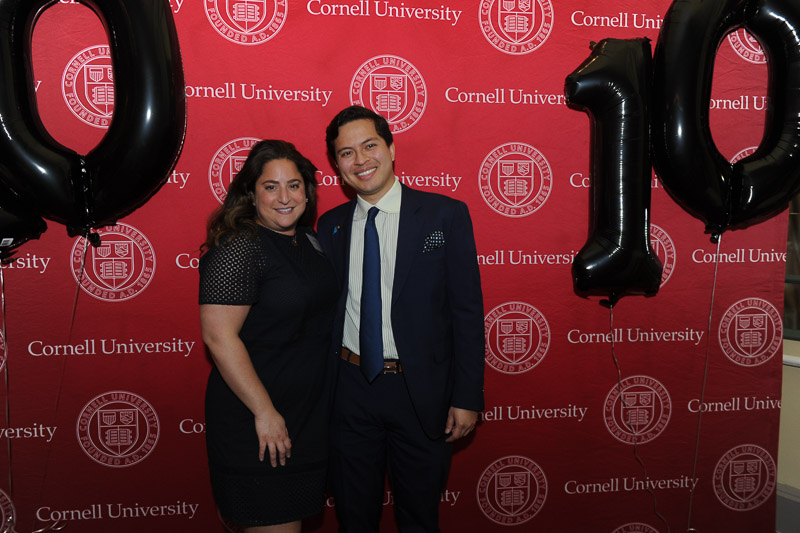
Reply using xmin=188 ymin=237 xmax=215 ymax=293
xmin=686 ymin=235 xmax=722 ymax=533
xmin=31 ymin=237 xmax=91 ymax=533
xmin=609 ymin=304 xmax=671 ymax=533
xmin=68 ymin=234 xmax=91 ymax=343
xmin=24 ymin=237 xmax=90 ymax=533
xmin=0 ymin=271 xmax=64 ymax=533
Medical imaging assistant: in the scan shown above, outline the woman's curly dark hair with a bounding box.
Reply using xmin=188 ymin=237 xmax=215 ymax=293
xmin=202 ymin=139 xmax=318 ymax=252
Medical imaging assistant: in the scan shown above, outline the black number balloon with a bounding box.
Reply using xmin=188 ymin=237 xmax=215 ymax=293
xmin=652 ymin=0 xmax=800 ymax=236
xmin=0 ymin=0 xmax=186 ymax=251
xmin=565 ymin=38 xmax=663 ymax=305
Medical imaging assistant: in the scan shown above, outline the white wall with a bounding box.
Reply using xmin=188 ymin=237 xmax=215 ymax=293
xmin=779 ymin=341 xmax=800 ymax=492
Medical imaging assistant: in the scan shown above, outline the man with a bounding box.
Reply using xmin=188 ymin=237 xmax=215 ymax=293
xmin=317 ymin=105 xmax=485 ymax=532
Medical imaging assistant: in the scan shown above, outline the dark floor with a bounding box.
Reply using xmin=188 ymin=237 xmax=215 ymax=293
xmin=777 ymin=488 xmax=800 ymax=533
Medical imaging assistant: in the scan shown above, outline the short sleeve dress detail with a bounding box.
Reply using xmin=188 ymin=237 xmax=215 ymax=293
xmin=199 ymin=225 xmax=337 ymax=527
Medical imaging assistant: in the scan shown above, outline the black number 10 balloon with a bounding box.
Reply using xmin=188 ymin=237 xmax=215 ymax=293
xmin=0 ymin=0 xmax=186 ymax=259
xmin=566 ymin=0 xmax=800 ymax=303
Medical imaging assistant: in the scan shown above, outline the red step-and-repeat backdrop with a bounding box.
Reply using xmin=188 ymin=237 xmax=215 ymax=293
xmin=0 ymin=1 xmax=787 ymax=532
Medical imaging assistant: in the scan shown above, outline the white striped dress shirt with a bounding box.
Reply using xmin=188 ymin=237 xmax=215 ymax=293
xmin=343 ymin=178 xmax=401 ymax=360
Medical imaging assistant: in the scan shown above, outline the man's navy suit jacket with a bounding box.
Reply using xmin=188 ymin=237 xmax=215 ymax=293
xmin=317 ymin=184 xmax=485 ymax=439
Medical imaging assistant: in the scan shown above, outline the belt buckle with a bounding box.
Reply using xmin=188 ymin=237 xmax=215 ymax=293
xmin=382 ymin=361 xmax=400 ymax=374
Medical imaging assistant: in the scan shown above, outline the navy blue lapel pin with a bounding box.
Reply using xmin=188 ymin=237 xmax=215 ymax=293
xmin=333 ymin=225 xmax=341 ymax=235
xmin=423 ymin=230 xmax=444 ymax=253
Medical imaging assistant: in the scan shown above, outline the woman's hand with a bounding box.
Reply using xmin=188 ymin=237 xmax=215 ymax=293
xmin=255 ymin=408 xmax=292 ymax=467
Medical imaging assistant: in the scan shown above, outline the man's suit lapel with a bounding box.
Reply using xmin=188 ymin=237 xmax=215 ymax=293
xmin=331 ymin=200 xmax=357 ymax=286
xmin=393 ymin=186 xmax=423 ymax=302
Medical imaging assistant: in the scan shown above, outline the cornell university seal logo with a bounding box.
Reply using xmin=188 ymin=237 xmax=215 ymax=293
xmin=61 ymin=45 xmax=114 ymax=129
xmin=477 ymin=455 xmax=547 ymax=525
xmin=76 ymin=391 xmax=160 ymax=468
xmin=350 ymin=55 xmax=427 ymax=133
xmin=479 ymin=143 xmax=552 ymax=217
xmin=718 ymin=298 xmax=782 ymax=367
xmin=728 ymin=29 xmax=766 ymax=64
xmin=209 ymin=137 xmax=261 ymax=203
xmin=70 ymin=224 xmax=156 ymax=302
xmin=604 ymin=375 xmax=671 ymax=445
xmin=478 ymin=0 xmax=554 ymax=55
xmin=205 ymin=0 xmax=287 ymax=45
xmin=713 ymin=444 xmax=776 ymax=511
xmin=650 ymin=224 xmax=675 ymax=287
xmin=485 ymin=301 xmax=550 ymax=374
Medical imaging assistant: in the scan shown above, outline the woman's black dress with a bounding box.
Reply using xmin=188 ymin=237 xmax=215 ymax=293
xmin=199 ymin=225 xmax=337 ymax=526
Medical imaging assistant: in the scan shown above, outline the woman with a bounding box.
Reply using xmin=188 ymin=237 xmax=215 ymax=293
xmin=199 ymin=140 xmax=336 ymax=532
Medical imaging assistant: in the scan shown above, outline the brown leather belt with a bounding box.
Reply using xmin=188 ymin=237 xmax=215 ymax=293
xmin=341 ymin=347 xmax=403 ymax=374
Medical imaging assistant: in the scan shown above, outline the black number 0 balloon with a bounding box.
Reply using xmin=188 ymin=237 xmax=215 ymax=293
xmin=652 ymin=0 xmax=800 ymax=235
xmin=0 ymin=0 xmax=186 ymax=244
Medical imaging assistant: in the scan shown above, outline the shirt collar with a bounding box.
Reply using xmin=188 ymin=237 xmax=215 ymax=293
xmin=354 ymin=177 xmax=401 ymax=219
